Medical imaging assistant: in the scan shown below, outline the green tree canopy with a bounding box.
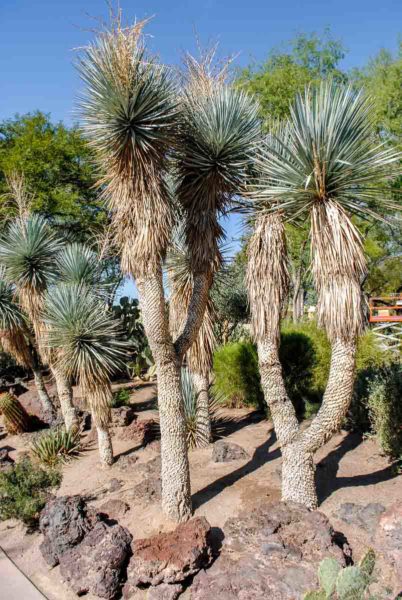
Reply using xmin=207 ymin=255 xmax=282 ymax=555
xmin=0 ymin=111 xmax=104 ymax=238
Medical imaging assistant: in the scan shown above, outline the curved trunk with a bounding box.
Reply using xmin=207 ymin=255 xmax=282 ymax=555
xmin=281 ymin=337 xmax=357 ymax=508
xmin=96 ymin=425 xmax=113 ymax=467
xmin=257 ymin=339 xmax=299 ymax=447
xmin=52 ymin=367 xmax=78 ymax=431
xmin=192 ymin=371 xmax=212 ymax=446
xmin=32 ymin=368 xmax=54 ymax=419
xmin=137 ymin=270 xmax=192 ymax=522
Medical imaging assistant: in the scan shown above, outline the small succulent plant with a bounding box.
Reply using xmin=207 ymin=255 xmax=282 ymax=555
xmin=304 ymin=549 xmax=376 ymax=600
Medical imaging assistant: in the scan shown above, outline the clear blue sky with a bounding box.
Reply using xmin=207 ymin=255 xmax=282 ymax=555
xmin=1 ymin=0 xmax=400 ymax=297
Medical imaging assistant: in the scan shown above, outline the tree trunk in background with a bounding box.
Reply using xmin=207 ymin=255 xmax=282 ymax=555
xmin=32 ymin=368 xmax=54 ymax=419
xmin=52 ymin=367 xmax=78 ymax=431
xmin=192 ymin=371 xmax=212 ymax=446
xmin=96 ymin=425 xmax=113 ymax=466
xmin=137 ymin=270 xmax=192 ymax=522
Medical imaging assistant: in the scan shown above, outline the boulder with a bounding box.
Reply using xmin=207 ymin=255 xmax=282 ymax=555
xmin=39 ymin=495 xmax=98 ymax=567
xmin=147 ymin=583 xmax=183 ymax=600
xmin=212 ymin=441 xmax=249 ymax=463
xmin=374 ymin=502 xmax=402 ymax=585
xmin=191 ymin=501 xmax=350 ymax=600
xmin=123 ymin=517 xmax=213 ymax=596
xmin=111 ymin=406 xmax=136 ymax=428
xmin=99 ymin=499 xmax=130 ymax=520
xmin=119 ymin=419 xmax=158 ymax=446
xmin=59 ymin=520 xmax=132 ymax=599
xmin=335 ymin=502 xmax=385 ymax=533
xmin=129 ymin=477 xmax=162 ymax=504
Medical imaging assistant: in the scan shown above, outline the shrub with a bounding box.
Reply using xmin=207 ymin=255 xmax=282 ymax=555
xmin=0 ymin=457 xmax=61 ymax=527
xmin=110 ymin=387 xmax=131 ymax=408
xmin=212 ymin=341 xmax=264 ymax=409
xmin=366 ymin=363 xmax=402 ymax=460
xmin=31 ymin=427 xmax=82 ymax=467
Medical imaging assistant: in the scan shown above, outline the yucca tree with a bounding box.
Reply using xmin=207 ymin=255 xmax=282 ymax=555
xmin=0 ymin=215 xmax=78 ymax=430
xmin=248 ymin=82 xmax=400 ymax=508
xmin=77 ymin=19 xmax=260 ymax=521
xmin=44 ymin=284 xmax=126 ymax=465
xmin=0 ymin=277 xmax=53 ymax=417
xmin=167 ymin=225 xmax=216 ymax=445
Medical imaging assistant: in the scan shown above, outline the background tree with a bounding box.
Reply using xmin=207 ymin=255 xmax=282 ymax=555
xmin=0 ymin=112 xmax=103 ymax=238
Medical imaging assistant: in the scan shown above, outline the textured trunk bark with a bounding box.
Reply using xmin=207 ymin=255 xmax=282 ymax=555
xmin=281 ymin=442 xmax=317 ymax=508
xmin=52 ymin=367 xmax=78 ymax=431
xmin=96 ymin=425 xmax=113 ymax=466
xmin=137 ymin=270 xmax=192 ymax=522
xmin=301 ymin=338 xmax=356 ymax=453
xmin=174 ymin=272 xmax=211 ymax=361
xmin=257 ymin=339 xmax=299 ymax=446
xmin=32 ymin=368 xmax=54 ymax=418
xmin=192 ymin=371 xmax=212 ymax=446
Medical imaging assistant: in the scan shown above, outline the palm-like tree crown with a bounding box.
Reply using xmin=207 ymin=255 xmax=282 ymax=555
xmin=177 ymin=56 xmax=260 ymax=272
xmin=44 ymin=283 xmax=126 ymax=386
xmin=0 ymin=277 xmax=26 ymax=333
xmin=250 ymin=82 xmax=400 ymax=218
xmin=77 ymin=19 xmax=178 ymax=276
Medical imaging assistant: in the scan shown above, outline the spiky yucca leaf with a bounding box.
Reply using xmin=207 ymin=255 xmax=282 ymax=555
xmin=0 ymin=216 xmax=62 ymax=335
xmin=177 ymin=57 xmax=260 ymax=272
xmin=250 ymin=83 xmax=400 ymax=219
xmin=77 ymin=19 xmax=178 ymax=276
xmin=44 ymin=284 xmax=126 ymax=384
xmin=180 ymin=368 xmax=220 ymax=449
xmin=249 ymin=82 xmax=401 ymax=341
xmin=44 ymin=284 xmax=127 ymax=428
xmin=57 ymin=243 xmax=109 ymax=299
xmin=0 ymin=276 xmax=34 ymax=368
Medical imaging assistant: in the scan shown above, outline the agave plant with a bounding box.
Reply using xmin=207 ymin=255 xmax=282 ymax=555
xmin=44 ymin=283 xmax=127 ymax=466
xmin=0 ymin=277 xmax=53 ymax=417
xmin=31 ymin=427 xmax=82 ymax=467
xmin=247 ymin=82 xmax=401 ymax=508
xmin=0 ymin=214 xmax=78 ymax=430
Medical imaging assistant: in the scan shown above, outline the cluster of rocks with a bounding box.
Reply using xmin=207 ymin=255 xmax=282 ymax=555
xmin=39 ymin=495 xmax=214 ymax=599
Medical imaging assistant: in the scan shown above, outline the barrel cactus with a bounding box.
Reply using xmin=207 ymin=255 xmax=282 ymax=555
xmin=0 ymin=392 xmax=30 ymax=434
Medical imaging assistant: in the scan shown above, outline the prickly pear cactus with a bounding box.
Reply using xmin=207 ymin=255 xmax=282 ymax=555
xmin=358 ymin=548 xmax=376 ymax=581
xmin=336 ymin=566 xmax=367 ymax=600
xmin=0 ymin=392 xmax=29 ymax=434
xmin=303 ymin=591 xmax=327 ymax=600
xmin=319 ymin=557 xmax=342 ymax=597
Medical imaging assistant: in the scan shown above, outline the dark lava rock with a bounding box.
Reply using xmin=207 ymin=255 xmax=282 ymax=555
xmin=39 ymin=495 xmax=98 ymax=567
xmin=123 ymin=517 xmax=213 ymax=596
xmin=129 ymin=476 xmax=162 ymax=504
xmin=111 ymin=406 xmax=136 ymax=428
xmin=336 ymin=502 xmax=386 ymax=533
xmin=374 ymin=502 xmax=402 ymax=585
xmin=212 ymin=441 xmax=249 ymax=463
xmin=191 ymin=501 xmax=350 ymax=600
xmin=99 ymin=499 xmax=130 ymax=520
xmin=59 ymin=520 xmax=132 ymax=599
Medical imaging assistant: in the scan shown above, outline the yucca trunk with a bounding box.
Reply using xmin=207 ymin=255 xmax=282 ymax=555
xmin=32 ymin=368 xmax=54 ymax=418
xmin=137 ymin=270 xmax=192 ymax=522
xmin=192 ymin=371 xmax=212 ymax=446
xmin=52 ymin=367 xmax=78 ymax=431
xmin=85 ymin=382 xmax=114 ymax=467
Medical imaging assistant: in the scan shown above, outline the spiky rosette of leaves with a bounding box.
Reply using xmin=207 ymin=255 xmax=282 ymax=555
xmin=57 ymin=242 xmax=108 ymax=298
xmin=44 ymin=284 xmax=127 ymax=427
xmin=248 ymin=82 xmax=401 ymax=341
xmin=0 ymin=216 xmax=62 ymax=333
xmin=176 ymin=56 xmax=260 ymax=272
xmin=76 ymin=19 xmax=178 ymax=276
xmin=0 ymin=277 xmax=26 ymax=334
